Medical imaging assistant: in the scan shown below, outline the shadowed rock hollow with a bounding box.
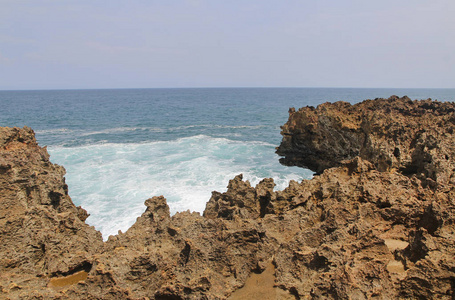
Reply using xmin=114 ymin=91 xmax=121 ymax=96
xmin=1 ymin=96 xmax=455 ymax=299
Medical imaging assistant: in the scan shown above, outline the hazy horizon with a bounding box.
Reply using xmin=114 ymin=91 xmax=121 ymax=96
xmin=2 ymin=87 xmax=455 ymax=93
xmin=1 ymin=1 xmax=454 ymax=90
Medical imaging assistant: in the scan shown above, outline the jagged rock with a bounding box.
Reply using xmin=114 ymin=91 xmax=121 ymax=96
xmin=204 ymin=174 xmax=276 ymax=219
xmin=276 ymin=96 xmax=455 ymax=188
xmin=0 ymin=127 xmax=104 ymax=299
xmin=1 ymin=96 xmax=455 ymax=299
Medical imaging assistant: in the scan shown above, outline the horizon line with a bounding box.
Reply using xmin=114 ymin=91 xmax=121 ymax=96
xmin=1 ymin=86 xmax=455 ymax=92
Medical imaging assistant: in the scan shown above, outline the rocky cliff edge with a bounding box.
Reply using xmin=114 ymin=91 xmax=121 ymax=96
xmin=1 ymin=96 xmax=455 ymax=299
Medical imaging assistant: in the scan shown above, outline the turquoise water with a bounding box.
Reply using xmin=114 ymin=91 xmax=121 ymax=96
xmin=1 ymin=88 xmax=454 ymax=238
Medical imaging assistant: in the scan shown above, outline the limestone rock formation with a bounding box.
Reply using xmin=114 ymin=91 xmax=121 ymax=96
xmin=0 ymin=127 xmax=105 ymax=299
xmin=1 ymin=96 xmax=455 ymax=299
xmin=276 ymin=96 xmax=455 ymax=187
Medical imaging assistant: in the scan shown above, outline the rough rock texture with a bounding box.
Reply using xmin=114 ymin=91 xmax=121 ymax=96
xmin=0 ymin=127 xmax=105 ymax=299
xmin=1 ymin=97 xmax=455 ymax=299
xmin=277 ymin=96 xmax=455 ymax=187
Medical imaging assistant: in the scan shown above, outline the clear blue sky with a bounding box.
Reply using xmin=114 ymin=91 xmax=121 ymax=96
xmin=1 ymin=0 xmax=454 ymax=90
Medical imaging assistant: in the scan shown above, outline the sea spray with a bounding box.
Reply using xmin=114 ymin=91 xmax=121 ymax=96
xmin=49 ymin=135 xmax=313 ymax=238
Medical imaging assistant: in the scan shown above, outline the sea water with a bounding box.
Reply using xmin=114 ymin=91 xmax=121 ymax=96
xmin=1 ymin=88 xmax=454 ymax=238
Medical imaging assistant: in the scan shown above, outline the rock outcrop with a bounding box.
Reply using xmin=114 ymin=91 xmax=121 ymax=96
xmin=276 ymin=96 xmax=455 ymax=187
xmin=0 ymin=127 xmax=105 ymax=299
xmin=1 ymin=96 xmax=455 ymax=299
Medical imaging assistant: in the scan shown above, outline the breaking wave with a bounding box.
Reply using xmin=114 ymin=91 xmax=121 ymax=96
xmin=49 ymin=135 xmax=313 ymax=238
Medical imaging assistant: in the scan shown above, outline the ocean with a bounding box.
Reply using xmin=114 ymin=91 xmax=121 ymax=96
xmin=1 ymin=88 xmax=454 ymax=238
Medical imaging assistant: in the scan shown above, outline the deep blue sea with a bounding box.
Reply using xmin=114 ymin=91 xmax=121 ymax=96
xmin=1 ymin=88 xmax=454 ymax=238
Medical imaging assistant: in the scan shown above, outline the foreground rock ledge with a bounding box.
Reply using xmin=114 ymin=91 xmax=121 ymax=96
xmin=1 ymin=97 xmax=455 ymax=299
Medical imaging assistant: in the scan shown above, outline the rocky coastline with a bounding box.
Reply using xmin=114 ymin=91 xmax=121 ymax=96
xmin=1 ymin=96 xmax=455 ymax=299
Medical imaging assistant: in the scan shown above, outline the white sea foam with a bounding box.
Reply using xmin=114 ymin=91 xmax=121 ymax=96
xmin=48 ymin=135 xmax=313 ymax=239
xmin=78 ymin=127 xmax=160 ymax=136
xmin=99 ymin=125 xmax=256 ymax=132
xmin=35 ymin=128 xmax=74 ymax=134
xmin=52 ymin=125 xmax=268 ymax=139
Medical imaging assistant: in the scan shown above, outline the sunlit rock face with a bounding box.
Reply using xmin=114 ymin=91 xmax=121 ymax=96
xmin=1 ymin=96 xmax=455 ymax=299
xmin=277 ymin=96 xmax=455 ymax=186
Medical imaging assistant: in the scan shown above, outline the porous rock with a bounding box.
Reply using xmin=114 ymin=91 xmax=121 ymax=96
xmin=1 ymin=96 xmax=455 ymax=299
xmin=0 ymin=127 xmax=106 ymax=299
xmin=276 ymin=96 xmax=455 ymax=188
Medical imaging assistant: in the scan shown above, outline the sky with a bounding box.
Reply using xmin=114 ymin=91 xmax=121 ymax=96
xmin=0 ymin=0 xmax=454 ymax=90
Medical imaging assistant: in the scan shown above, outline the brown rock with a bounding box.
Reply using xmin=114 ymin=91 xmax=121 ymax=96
xmin=0 ymin=127 xmax=104 ymax=299
xmin=276 ymin=96 xmax=455 ymax=188
xmin=1 ymin=96 xmax=455 ymax=299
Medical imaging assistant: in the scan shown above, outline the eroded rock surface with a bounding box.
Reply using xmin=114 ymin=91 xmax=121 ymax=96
xmin=1 ymin=96 xmax=455 ymax=299
xmin=0 ymin=127 xmax=105 ymax=299
xmin=276 ymin=96 xmax=455 ymax=187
